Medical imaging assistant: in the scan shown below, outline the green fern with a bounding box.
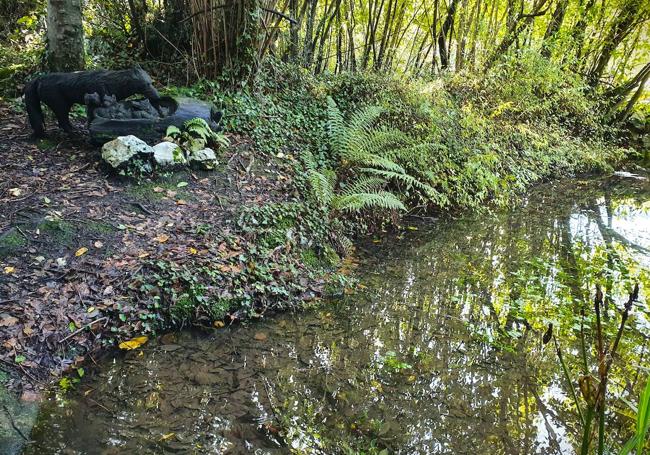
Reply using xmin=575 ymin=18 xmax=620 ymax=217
xmin=323 ymin=98 xmax=440 ymax=212
xmin=303 ymin=150 xmax=335 ymax=207
xmin=308 ymin=169 xmax=335 ymax=206
xmin=165 ymin=117 xmax=229 ymax=153
xmin=308 ymin=98 xmax=443 ymax=215
xmin=333 ymin=191 xmax=406 ymax=212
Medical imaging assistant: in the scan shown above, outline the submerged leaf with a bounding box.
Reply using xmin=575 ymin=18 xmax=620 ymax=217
xmin=118 ymin=336 xmax=149 ymax=350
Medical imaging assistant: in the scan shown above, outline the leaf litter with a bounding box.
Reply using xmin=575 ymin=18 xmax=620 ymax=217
xmin=0 ymin=103 xmax=323 ymax=394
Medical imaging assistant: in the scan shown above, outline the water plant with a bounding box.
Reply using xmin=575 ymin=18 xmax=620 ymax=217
xmin=547 ymin=284 xmax=648 ymax=454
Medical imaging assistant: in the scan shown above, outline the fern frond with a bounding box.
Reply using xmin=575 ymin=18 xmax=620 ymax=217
xmin=355 ymin=154 xmax=406 ymax=174
xmin=347 ymin=105 xmax=383 ymax=135
xmin=333 ymin=191 xmax=406 ymax=212
xmin=341 ymin=130 xmax=392 ymax=161
xmin=302 ymin=150 xmax=318 ymax=171
xmin=360 ymin=167 xmax=438 ymax=197
xmin=327 ymin=97 xmax=346 ymax=156
xmin=166 ymin=125 xmax=181 ymax=138
xmin=184 ymin=117 xmax=210 ymax=129
xmin=340 ymin=177 xmax=387 ymax=196
xmin=307 ymin=169 xmax=334 ymax=206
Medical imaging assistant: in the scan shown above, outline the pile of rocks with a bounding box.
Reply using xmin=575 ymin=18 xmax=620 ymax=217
xmin=101 ymin=135 xmax=218 ymax=173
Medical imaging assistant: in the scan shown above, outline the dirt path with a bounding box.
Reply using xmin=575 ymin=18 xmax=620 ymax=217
xmin=0 ymin=101 xmax=301 ymax=396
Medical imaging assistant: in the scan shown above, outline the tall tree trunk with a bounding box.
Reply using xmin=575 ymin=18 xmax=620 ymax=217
xmin=617 ymin=69 xmax=649 ymax=122
xmin=484 ymin=0 xmax=550 ymax=69
xmin=455 ymin=0 xmax=475 ymax=71
xmin=570 ymin=0 xmax=596 ymax=65
xmin=303 ymin=0 xmax=318 ymax=67
xmin=289 ymin=0 xmax=300 ymax=61
xmin=588 ymin=0 xmax=645 ymax=87
xmin=604 ymin=62 xmax=650 ymax=120
xmin=541 ymin=0 xmax=568 ymax=58
xmin=438 ymin=0 xmax=459 ymax=70
xmin=346 ymin=0 xmax=357 ymax=71
xmin=46 ymin=0 xmax=85 ymax=72
xmin=375 ymin=0 xmax=396 ymax=70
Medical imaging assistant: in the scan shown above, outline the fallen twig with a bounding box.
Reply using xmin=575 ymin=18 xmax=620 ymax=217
xmin=130 ymin=201 xmax=156 ymax=216
xmin=2 ymin=404 xmax=28 ymax=441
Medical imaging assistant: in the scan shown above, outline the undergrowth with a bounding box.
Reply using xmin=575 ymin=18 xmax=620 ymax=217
xmin=179 ymin=55 xmax=628 ymax=226
xmin=128 ymin=54 xmax=634 ymax=335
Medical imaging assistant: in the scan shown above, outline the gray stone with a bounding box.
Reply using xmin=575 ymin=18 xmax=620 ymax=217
xmin=101 ymin=135 xmax=152 ymax=168
xmin=153 ymin=141 xmax=185 ymax=167
xmin=189 ymin=148 xmax=218 ymax=169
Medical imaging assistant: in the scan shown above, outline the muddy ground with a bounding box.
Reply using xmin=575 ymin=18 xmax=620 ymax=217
xmin=0 ymin=101 xmax=305 ymax=397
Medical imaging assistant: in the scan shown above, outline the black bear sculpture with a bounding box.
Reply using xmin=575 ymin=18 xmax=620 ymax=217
xmin=24 ymin=66 xmax=161 ymax=137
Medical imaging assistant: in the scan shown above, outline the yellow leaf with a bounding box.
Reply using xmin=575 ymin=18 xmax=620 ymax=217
xmin=407 ymin=226 xmax=418 ymax=231
xmin=160 ymin=433 xmax=175 ymax=441
xmin=189 ymin=247 xmax=198 ymax=255
xmin=138 ymin=252 xmax=150 ymax=258
xmin=118 ymin=336 xmax=148 ymax=350
xmin=75 ymin=247 xmax=88 ymax=257
xmin=3 ymin=266 xmax=15 ymax=274
xmin=87 ymin=306 xmax=96 ymax=313
xmin=176 ymin=199 xmax=187 ymax=206
xmin=213 ymin=320 xmax=225 ymax=328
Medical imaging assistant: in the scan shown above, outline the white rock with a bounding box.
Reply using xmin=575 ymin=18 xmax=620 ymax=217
xmin=153 ymin=141 xmax=185 ymax=167
xmin=101 ymin=135 xmax=152 ymax=168
xmin=189 ymin=148 xmax=218 ymax=169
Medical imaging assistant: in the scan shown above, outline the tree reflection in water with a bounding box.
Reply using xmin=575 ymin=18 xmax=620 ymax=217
xmin=21 ymin=175 xmax=650 ymax=454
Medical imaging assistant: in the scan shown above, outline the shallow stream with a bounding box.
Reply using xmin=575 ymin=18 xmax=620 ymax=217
xmin=4 ymin=173 xmax=650 ymax=454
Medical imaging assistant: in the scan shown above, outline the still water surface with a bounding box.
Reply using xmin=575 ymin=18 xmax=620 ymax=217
xmin=9 ymin=174 xmax=650 ymax=454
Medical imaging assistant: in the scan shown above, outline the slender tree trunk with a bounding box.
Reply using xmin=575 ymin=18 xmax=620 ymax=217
xmin=335 ymin=7 xmax=343 ymax=72
xmin=289 ymin=0 xmax=299 ymax=61
xmin=604 ymin=62 xmax=650 ymax=119
xmin=588 ymin=0 xmax=645 ymax=87
xmin=438 ymin=0 xmax=459 ymax=70
xmin=375 ymin=0 xmax=395 ymax=70
xmin=484 ymin=0 xmax=550 ymax=69
xmin=467 ymin=0 xmax=485 ymax=69
xmin=303 ymin=0 xmax=318 ymax=67
xmin=571 ymin=0 xmax=596 ymax=65
xmin=46 ymin=0 xmax=85 ymax=71
xmin=617 ymin=68 xmax=649 ymax=121
xmin=346 ymin=0 xmax=357 ymax=71
xmin=455 ymin=0 xmax=474 ymax=71
xmin=541 ymin=0 xmax=568 ymax=58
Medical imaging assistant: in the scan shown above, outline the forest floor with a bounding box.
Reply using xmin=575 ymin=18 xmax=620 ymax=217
xmin=0 ymin=101 xmax=317 ymax=398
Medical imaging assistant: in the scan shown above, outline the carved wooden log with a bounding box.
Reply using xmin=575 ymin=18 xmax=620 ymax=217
xmin=88 ymin=96 xmax=222 ymax=146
